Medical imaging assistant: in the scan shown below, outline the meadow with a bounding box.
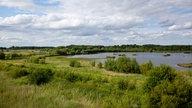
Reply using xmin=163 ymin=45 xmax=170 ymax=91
xmin=0 ymin=49 xmax=192 ymax=108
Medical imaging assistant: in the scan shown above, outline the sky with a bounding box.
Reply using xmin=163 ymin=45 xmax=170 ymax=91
xmin=0 ymin=0 xmax=192 ymax=47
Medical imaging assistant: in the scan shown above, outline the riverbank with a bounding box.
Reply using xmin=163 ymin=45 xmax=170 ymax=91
xmin=178 ymin=63 xmax=192 ymax=68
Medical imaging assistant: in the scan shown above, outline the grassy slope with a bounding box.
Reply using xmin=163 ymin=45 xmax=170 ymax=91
xmin=0 ymin=55 xmax=191 ymax=108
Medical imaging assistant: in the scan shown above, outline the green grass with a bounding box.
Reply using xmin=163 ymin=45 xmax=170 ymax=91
xmin=0 ymin=53 xmax=191 ymax=108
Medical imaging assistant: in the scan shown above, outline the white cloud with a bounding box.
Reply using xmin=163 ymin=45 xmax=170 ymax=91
xmin=168 ymin=22 xmax=192 ymax=30
xmin=0 ymin=0 xmax=192 ymax=46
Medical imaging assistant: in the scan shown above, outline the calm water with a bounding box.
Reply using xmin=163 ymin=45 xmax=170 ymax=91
xmin=69 ymin=52 xmax=192 ymax=70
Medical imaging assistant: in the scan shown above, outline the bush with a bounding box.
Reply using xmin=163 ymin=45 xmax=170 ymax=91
xmin=104 ymin=59 xmax=116 ymax=71
xmin=0 ymin=52 xmax=5 ymax=60
xmin=91 ymin=61 xmax=96 ymax=67
xmin=115 ymin=56 xmax=132 ymax=73
xmin=143 ymin=64 xmax=192 ymax=107
xmin=104 ymin=56 xmax=140 ymax=73
xmin=29 ymin=68 xmax=54 ymax=85
xmin=69 ymin=60 xmax=81 ymax=67
xmin=140 ymin=60 xmax=153 ymax=75
xmin=9 ymin=67 xmax=29 ymax=79
xmin=131 ymin=58 xmax=140 ymax=73
xmin=143 ymin=64 xmax=176 ymax=93
xmin=97 ymin=62 xmax=102 ymax=68
xmin=148 ymin=78 xmax=192 ymax=108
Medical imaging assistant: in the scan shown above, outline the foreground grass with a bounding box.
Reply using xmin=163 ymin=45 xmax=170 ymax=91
xmin=0 ymin=56 xmax=147 ymax=108
xmin=0 ymin=56 xmax=191 ymax=108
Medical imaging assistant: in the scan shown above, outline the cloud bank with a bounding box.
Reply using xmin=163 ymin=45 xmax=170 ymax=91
xmin=0 ymin=0 xmax=192 ymax=47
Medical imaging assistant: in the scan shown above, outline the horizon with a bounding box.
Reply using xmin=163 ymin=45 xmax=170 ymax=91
xmin=1 ymin=44 xmax=192 ymax=49
xmin=0 ymin=0 xmax=192 ymax=47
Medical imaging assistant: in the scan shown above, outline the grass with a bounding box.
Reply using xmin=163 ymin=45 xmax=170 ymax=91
xmin=0 ymin=56 xmax=146 ymax=108
xmin=0 ymin=50 xmax=191 ymax=108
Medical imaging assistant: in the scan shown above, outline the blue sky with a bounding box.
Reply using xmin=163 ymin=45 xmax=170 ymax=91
xmin=0 ymin=0 xmax=192 ymax=47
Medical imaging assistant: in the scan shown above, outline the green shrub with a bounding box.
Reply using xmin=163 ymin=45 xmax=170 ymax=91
xmin=143 ymin=64 xmax=192 ymax=107
xmin=131 ymin=58 xmax=140 ymax=73
xmin=148 ymin=78 xmax=192 ymax=108
xmin=9 ymin=67 xmax=28 ymax=79
xmin=0 ymin=52 xmax=5 ymax=60
xmin=97 ymin=62 xmax=102 ymax=68
xmin=140 ymin=60 xmax=153 ymax=75
xmin=29 ymin=68 xmax=54 ymax=85
xmin=91 ymin=61 xmax=95 ymax=67
xmin=104 ymin=56 xmax=140 ymax=73
xmin=104 ymin=59 xmax=116 ymax=71
xmin=116 ymin=56 xmax=132 ymax=73
xmin=143 ymin=64 xmax=176 ymax=93
xmin=69 ymin=60 xmax=81 ymax=67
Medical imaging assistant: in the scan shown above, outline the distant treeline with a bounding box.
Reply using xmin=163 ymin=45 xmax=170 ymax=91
xmin=0 ymin=44 xmax=191 ymax=55
xmin=56 ymin=44 xmax=192 ymax=55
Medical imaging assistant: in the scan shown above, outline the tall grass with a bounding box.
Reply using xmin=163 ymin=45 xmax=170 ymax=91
xmin=0 ymin=55 xmax=191 ymax=108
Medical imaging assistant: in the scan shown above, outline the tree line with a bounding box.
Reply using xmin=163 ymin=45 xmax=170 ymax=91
xmin=0 ymin=44 xmax=191 ymax=57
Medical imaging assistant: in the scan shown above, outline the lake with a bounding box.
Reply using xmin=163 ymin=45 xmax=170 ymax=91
xmin=69 ymin=52 xmax=192 ymax=70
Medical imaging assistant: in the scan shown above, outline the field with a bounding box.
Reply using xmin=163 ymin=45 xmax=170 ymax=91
xmin=0 ymin=50 xmax=192 ymax=108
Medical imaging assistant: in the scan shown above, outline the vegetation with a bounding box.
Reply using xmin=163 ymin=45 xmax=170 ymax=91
xmin=0 ymin=51 xmax=5 ymax=59
xmin=6 ymin=53 xmax=23 ymax=59
xmin=29 ymin=68 xmax=54 ymax=85
xmin=163 ymin=53 xmax=171 ymax=57
xmin=69 ymin=60 xmax=81 ymax=67
xmin=91 ymin=61 xmax=96 ymax=67
xmin=104 ymin=56 xmax=140 ymax=73
xmin=97 ymin=62 xmax=103 ymax=68
xmin=140 ymin=60 xmax=153 ymax=75
xmin=143 ymin=65 xmax=192 ymax=108
xmin=177 ymin=63 xmax=192 ymax=68
xmin=106 ymin=56 xmax=115 ymax=59
xmin=2 ymin=44 xmax=191 ymax=56
xmin=0 ymin=49 xmax=191 ymax=108
xmin=29 ymin=56 xmax=46 ymax=64
xmin=9 ymin=67 xmax=29 ymax=79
